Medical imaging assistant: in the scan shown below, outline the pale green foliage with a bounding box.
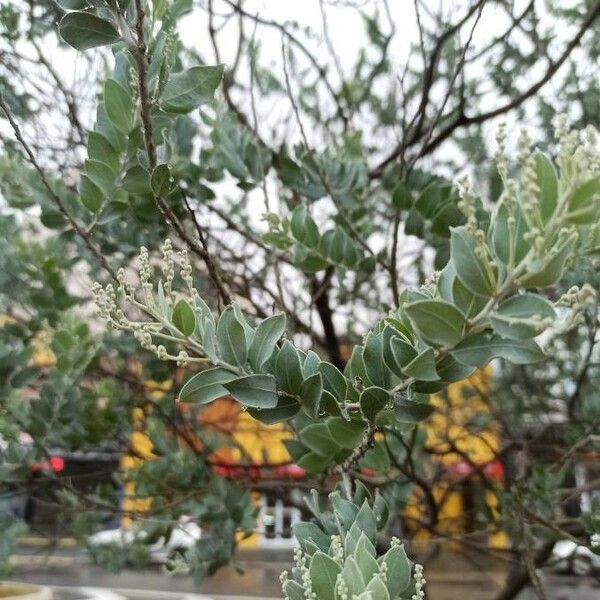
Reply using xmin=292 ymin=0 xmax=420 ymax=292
xmin=94 ymin=121 xmax=600 ymax=477
xmin=280 ymin=481 xmax=418 ymax=600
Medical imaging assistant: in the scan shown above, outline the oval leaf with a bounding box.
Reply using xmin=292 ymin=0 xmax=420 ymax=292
xmin=160 ymin=65 xmax=225 ymax=113
xmin=223 ymin=374 xmax=278 ymax=409
xmin=179 ymin=367 xmax=236 ymax=404
xmin=404 ymin=299 xmax=466 ymax=348
xmin=172 ymin=299 xmax=196 ymax=336
xmin=59 ymin=12 xmax=121 ymax=50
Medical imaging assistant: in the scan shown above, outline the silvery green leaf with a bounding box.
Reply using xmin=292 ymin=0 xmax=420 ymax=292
xmin=248 ymin=313 xmax=286 ymax=370
xmin=160 ymin=65 xmax=225 ymax=113
xmin=179 ymin=367 xmax=236 ymax=404
xmin=490 ymin=293 xmax=555 ymax=339
xmin=216 ymin=306 xmax=248 ymax=366
xmin=292 ymin=522 xmax=330 ymax=553
xmin=59 ymin=11 xmax=121 ymax=50
xmin=452 ymin=331 xmax=545 ymax=367
xmin=172 ymin=299 xmax=196 ymax=336
xmin=223 ymin=374 xmax=277 ymax=408
xmin=308 ymin=551 xmax=341 ymax=600
xmin=341 ymin=555 xmax=366 ymax=597
xmin=319 ymin=361 xmax=348 ymax=400
xmin=366 ymin=574 xmax=390 ymax=600
xmin=360 ymin=386 xmax=389 ymax=422
xmin=300 ymin=423 xmax=339 ymax=457
xmin=380 ymin=545 xmax=411 ymax=597
xmin=328 ymin=417 xmax=365 ymax=449
xmin=363 ymin=332 xmax=390 ymax=388
xmin=404 ymin=299 xmax=466 ymax=348
xmin=300 ymin=373 xmax=322 ymax=418
xmin=403 ymin=348 xmax=439 ymax=381
xmin=104 ymin=79 xmax=133 ymax=134
xmin=535 ymin=152 xmax=558 ymax=223
xmin=451 ymin=226 xmax=495 ymax=296
xmin=276 ymin=341 xmax=304 ymax=392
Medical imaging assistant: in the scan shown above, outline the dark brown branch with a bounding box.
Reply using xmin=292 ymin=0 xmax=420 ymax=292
xmin=493 ymin=542 xmax=555 ymax=600
xmin=311 ymin=267 xmax=343 ymax=369
xmin=370 ymin=0 xmax=600 ymax=177
xmin=131 ymin=0 xmax=232 ymax=305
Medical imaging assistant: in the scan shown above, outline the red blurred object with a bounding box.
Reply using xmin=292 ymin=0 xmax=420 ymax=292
xmin=31 ymin=456 xmax=65 ymax=473
xmin=444 ymin=458 xmax=504 ymax=479
xmin=275 ymin=464 xmax=305 ymax=479
xmin=50 ymin=456 xmax=65 ymax=472
xmin=212 ymin=462 xmax=306 ymax=480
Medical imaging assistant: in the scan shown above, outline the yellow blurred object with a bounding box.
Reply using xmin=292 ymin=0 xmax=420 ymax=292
xmin=409 ymin=366 xmax=508 ymax=549
xmin=122 ymin=367 xmax=508 ymax=549
xmin=0 ymin=315 xmax=56 ymax=368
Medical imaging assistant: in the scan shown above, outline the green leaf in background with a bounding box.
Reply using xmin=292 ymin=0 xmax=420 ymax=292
xmin=435 ymin=354 xmax=475 ymax=383
xmin=391 ymin=181 xmax=412 ymax=210
xmin=59 ymin=12 xmax=121 ymax=50
xmin=360 ymin=386 xmax=389 ymax=422
xmin=293 ymin=522 xmax=331 ymax=553
xmin=452 ymin=331 xmax=545 ymax=367
xmin=216 ymin=306 xmax=248 ymax=366
xmin=178 ymin=367 xmax=236 ymax=404
xmin=363 ymin=332 xmax=390 ymax=388
xmin=300 ymin=373 xmax=322 ymax=418
xmin=380 ymin=545 xmax=411 ymax=597
xmin=518 ymin=231 xmax=578 ymax=288
xmin=308 ymin=551 xmax=342 ymax=600
xmin=276 ymin=341 xmax=304 ymax=392
xmin=450 ymin=226 xmax=495 ymax=296
xmin=341 ymin=556 xmax=366 ymax=597
xmin=122 ymin=165 xmax=152 ymax=195
xmin=452 ymin=276 xmax=487 ymax=319
xmin=290 ymin=204 xmax=320 ymax=247
xmin=223 ymin=374 xmax=278 ymax=408
xmin=56 ymin=0 xmax=88 ymax=9
xmin=366 ymin=574 xmax=390 ymax=600
xmin=404 ymin=299 xmax=466 ymax=347
xmin=566 ymin=176 xmax=600 ymax=224
xmin=84 ymin=160 xmax=115 ymax=196
xmin=385 ymin=335 xmax=417 ymax=377
xmin=490 ymin=293 xmax=555 ymax=340
xmin=328 ymin=417 xmax=365 ymax=449
xmin=79 ymin=174 xmax=103 ymax=212
xmin=394 ymin=397 xmax=435 ymax=423
xmin=87 ymin=132 xmax=119 ymax=172
xmin=403 ymin=348 xmax=439 ymax=381
xmin=492 ymin=202 xmax=530 ymax=268
xmin=297 ymin=451 xmax=335 ymax=474
xmin=248 ymin=394 xmax=300 ymax=424
xmin=160 ymin=65 xmax=225 ymax=113
xmin=172 ymin=299 xmax=196 ymax=336
xmin=319 ymin=361 xmax=348 ymax=400
xmin=248 ymin=313 xmax=285 ymax=370
xmin=151 ymin=164 xmax=172 ymax=196
xmin=301 ymin=423 xmax=339 ymax=456
xmin=284 ymin=581 xmax=305 ymax=600
xmin=534 ymin=152 xmax=558 ymax=223
xmin=104 ymin=79 xmax=133 ymax=134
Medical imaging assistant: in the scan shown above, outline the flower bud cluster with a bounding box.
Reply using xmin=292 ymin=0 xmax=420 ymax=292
xmin=517 ymin=130 xmax=540 ymax=224
xmin=161 ymin=239 xmax=175 ymax=299
xmin=456 ymin=175 xmax=495 ymax=272
xmin=411 ymin=563 xmax=426 ymax=600
xmin=331 ymin=534 xmax=344 ymax=565
xmin=292 ymin=547 xmax=316 ymax=600
xmin=555 ymin=115 xmax=579 ymax=174
xmin=495 ymin=122 xmax=508 ymax=180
